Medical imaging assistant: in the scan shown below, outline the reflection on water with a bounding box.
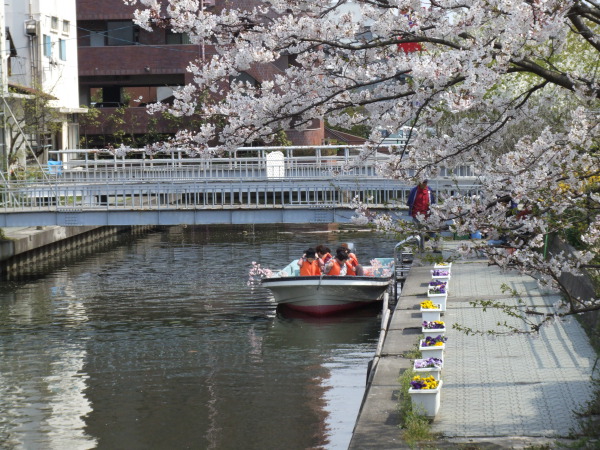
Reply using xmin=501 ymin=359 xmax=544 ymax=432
xmin=0 ymin=226 xmax=395 ymax=449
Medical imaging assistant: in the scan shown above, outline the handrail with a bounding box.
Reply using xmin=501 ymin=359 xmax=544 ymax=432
xmin=393 ymin=236 xmax=420 ymax=301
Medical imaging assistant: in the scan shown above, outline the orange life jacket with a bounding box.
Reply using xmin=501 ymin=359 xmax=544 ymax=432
xmin=300 ymin=259 xmax=321 ymax=276
xmin=327 ymin=259 xmax=348 ymax=276
xmin=319 ymin=252 xmax=332 ymax=264
xmin=345 ymin=261 xmax=356 ymax=276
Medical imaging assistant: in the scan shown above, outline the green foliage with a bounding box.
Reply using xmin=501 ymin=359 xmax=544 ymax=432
xmin=79 ymin=104 xmax=102 ymax=148
xmin=565 ymin=377 xmax=600 ymax=448
xmin=397 ymin=368 xmax=436 ymax=446
xmin=80 ymin=86 xmax=221 ymax=149
xmin=3 ymin=83 xmax=64 ymax=167
xmin=325 ymin=106 xmax=371 ymax=138
xmin=10 ymin=166 xmax=45 ymax=181
xmin=272 ymin=129 xmax=293 ymax=146
xmin=421 ymin=254 xmax=450 ymax=265
xmin=402 ymin=340 xmax=422 ymax=359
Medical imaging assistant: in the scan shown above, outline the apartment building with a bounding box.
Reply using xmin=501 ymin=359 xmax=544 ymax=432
xmin=1 ymin=0 xmax=85 ymax=169
xmin=76 ymin=0 xmax=325 ymax=148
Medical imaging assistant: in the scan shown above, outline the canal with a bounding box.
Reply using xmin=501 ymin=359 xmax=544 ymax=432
xmin=0 ymin=225 xmax=397 ymax=449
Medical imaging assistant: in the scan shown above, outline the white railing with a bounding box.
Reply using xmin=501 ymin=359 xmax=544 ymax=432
xmin=43 ymin=146 xmax=388 ymax=182
xmin=1 ymin=146 xmax=480 ymax=213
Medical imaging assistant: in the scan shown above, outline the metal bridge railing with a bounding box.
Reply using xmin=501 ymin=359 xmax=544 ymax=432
xmin=1 ymin=146 xmax=480 ymax=213
xmin=0 ymin=179 xmax=481 ymax=213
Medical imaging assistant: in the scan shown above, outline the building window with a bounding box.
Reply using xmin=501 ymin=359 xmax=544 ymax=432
xmin=59 ymin=39 xmax=66 ymax=60
xmin=43 ymin=35 xmax=52 ymax=57
xmin=80 ymin=20 xmax=140 ymax=47
xmin=51 ymin=16 xmax=59 ymax=31
xmin=107 ymin=21 xmax=135 ymax=46
xmin=90 ymin=30 xmax=105 ymax=47
xmin=62 ymin=20 xmax=70 ymax=35
xmin=166 ymin=30 xmax=191 ymax=45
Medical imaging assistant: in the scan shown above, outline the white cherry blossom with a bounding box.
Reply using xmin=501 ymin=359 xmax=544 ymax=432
xmin=124 ymin=0 xmax=600 ymax=315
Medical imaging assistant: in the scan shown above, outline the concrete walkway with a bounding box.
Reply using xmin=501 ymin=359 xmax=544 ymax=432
xmin=350 ymin=242 xmax=598 ymax=449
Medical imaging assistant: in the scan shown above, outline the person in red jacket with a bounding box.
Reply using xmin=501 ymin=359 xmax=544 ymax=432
xmin=299 ymin=248 xmax=321 ymax=276
xmin=407 ymin=180 xmax=438 ymax=252
xmin=407 ymin=180 xmax=435 ymax=218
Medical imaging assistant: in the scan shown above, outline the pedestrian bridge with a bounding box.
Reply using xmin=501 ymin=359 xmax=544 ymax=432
xmin=1 ymin=146 xmax=479 ymax=227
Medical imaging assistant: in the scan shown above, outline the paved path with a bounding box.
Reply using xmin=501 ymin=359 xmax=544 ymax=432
xmin=436 ymin=259 xmax=596 ymax=440
xmin=350 ymin=242 xmax=598 ymax=449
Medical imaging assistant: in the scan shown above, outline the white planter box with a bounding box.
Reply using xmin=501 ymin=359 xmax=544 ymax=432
xmin=422 ymin=327 xmax=446 ymax=339
xmin=427 ymin=291 xmax=448 ymax=298
xmin=420 ymin=307 xmax=442 ymax=322
xmin=427 ymin=293 xmax=447 ymax=311
xmin=408 ymin=380 xmax=443 ymax=418
xmin=434 ymin=263 xmax=452 ymax=271
xmin=414 ymin=367 xmax=442 ymax=380
xmin=420 ymin=340 xmax=445 ymax=360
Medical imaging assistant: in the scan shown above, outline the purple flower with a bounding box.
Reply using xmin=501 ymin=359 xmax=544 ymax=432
xmin=421 ymin=335 xmax=447 ymax=347
xmin=422 ymin=320 xmax=445 ymax=329
xmin=410 ymin=379 xmax=426 ymax=389
xmin=428 ymin=280 xmax=447 ymax=294
xmin=414 ymin=357 xmax=443 ymax=368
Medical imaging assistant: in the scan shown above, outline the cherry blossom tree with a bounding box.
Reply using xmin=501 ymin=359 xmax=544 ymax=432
xmin=124 ymin=0 xmax=599 ymax=318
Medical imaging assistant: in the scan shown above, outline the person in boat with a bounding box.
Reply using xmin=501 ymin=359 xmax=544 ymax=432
xmin=340 ymin=243 xmax=364 ymax=276
xmin=324 ymin=248 xmax=352 ymax=276
xmin=315 ymin=245 xmax=333 ymax=271
xmin=298 ymin=248 xmax=322 ymax=276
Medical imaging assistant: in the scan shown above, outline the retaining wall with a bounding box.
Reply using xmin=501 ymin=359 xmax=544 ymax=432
xmin=0 ymin=226 xmax=156 ymax=277
xmin=549 ymin=234 xmax=599 ymax=336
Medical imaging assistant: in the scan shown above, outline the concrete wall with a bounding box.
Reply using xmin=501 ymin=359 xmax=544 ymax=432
xmin=549 ymin=234 xmax=599 ymax=336
xmin=0 ymin=225 xmax=155 ymax=277
xmin=0 ymin=226 xmax=98 ymax=261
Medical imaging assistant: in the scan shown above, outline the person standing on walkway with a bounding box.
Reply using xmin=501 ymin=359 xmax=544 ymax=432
xmin=407 ymin=180 xmax=437 ymax=251
xmin=407 ymin=180 xmax=435 ymax=218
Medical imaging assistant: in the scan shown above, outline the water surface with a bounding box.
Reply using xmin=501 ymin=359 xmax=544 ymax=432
xmin=0 ymin=226 xmax=396 ymax=449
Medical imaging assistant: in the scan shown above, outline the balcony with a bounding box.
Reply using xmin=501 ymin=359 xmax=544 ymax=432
xmin=78 ymin=45 xmax=213 ymax=77
xmin=79 ymin=106 xmax=195 ymax=136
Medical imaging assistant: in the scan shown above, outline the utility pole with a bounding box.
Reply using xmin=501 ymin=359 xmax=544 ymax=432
xmin=0 ymin=1 xmax=8 ymax=173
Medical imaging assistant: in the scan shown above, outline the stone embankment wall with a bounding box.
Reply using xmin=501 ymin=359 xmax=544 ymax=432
xmin=0 ymin=226 xmax=156 ymax=278
xmin=549 ymin=235 xmax=599 ymax=338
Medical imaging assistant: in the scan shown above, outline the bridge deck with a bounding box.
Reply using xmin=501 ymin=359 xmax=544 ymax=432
xmin=1 ymin=147 xmax=479 ymax=226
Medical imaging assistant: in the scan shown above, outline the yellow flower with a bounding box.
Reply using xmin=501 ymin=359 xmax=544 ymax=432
xmin=411 ymin=375 xmax=439 ymax=389
xmin=420 ymin=300 xmax=440 ymax=309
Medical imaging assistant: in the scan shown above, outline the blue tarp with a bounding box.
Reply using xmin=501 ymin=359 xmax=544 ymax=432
xmin=47 ymin=160 xmax=62 ymax=175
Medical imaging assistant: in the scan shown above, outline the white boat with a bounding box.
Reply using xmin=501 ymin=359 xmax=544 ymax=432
xmin=261 ymin=258 xmax=394 ymax=316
